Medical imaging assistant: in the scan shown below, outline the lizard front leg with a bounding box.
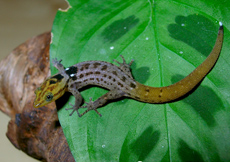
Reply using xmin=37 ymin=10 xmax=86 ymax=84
xmin=79 ymin=89 xmax=126 ymax=117
xmin=52 ymin=58 xmax=69 ymax=78
xmin=66 ymin=87 xmax=83 ymax=117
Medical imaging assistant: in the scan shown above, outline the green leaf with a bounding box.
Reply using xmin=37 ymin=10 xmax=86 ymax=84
xmin=50 ymin=0 xmax=230 ymax=161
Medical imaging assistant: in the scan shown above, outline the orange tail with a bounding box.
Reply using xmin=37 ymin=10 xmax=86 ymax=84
xmin=131 ymin=23 xmax=223 ymax=103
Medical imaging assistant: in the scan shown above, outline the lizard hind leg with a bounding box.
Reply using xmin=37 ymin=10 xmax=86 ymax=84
xmin=80 ymin=98 xmax=102 ymax=117
xmin=113 ymin=55 xmax=134 ymax=78
xmin=79 ymin=89 xmax=126 ymax=117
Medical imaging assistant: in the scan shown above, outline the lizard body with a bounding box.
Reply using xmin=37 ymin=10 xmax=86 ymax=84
xmin=34 ymin=24 xmax=223 ymax=117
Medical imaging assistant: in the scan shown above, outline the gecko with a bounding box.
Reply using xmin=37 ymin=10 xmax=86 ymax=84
xmin=34 ymin=23 xmax=223 ymax=117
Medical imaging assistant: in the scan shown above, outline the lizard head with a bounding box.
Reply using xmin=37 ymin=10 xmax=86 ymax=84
xmin=34 ymin=74 xmax=68 ymax=108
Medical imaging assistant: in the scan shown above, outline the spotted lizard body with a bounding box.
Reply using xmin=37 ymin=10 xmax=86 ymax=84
xmin=34 ymin=24 xmax=223 ymax=117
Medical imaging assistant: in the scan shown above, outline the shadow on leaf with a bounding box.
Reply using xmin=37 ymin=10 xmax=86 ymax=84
xmin=168 ymin=14 xmax=217 ymax=56
xmin=131 ymin=61 xmax=150 ymax=84
xmin=101 ymin=15 xmax=139 ymax=43
xmin=178 ymin=139 xmax=204 ymax=162
xmin=171 ymin=74 xmax=224 ymax=127
xmin=119 ymin=126 xmax=160 ymax=161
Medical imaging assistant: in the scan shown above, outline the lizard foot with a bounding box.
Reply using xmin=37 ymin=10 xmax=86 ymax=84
xmin=113 ymin=55 xmax=134 ymax=78
xmin=52 ymin=58 xmax=62 ymax=67
xmin=65 ymin=103 xmax=82 ymax=117
xmin=80 ymin=98 xmax=102 ymax=117
xmin=52 ymin=58 xmax=68 ymax=77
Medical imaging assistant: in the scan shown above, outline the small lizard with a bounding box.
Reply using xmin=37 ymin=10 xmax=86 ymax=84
xmin=34 ymin=23 xmax=223 ymax=117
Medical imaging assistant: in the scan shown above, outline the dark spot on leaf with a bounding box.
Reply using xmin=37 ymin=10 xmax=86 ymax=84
xmin=101 ymin=15 xmax=139 ymax=43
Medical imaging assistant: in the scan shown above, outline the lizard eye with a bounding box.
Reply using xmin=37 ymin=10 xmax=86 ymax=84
xmin=45 ymin=92 xmax=53 ymax=102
